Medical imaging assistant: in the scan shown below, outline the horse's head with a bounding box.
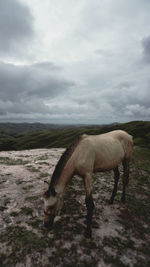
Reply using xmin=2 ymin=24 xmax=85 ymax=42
xmin=42 ymin=181 xmax=63 ymax=229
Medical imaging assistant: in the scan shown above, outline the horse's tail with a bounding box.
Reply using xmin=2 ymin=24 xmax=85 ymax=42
xmin=120 ymin=132 xmax=133 ymax=187
xmin=125 ymin=135 xmax=133 ymax=160
xmin=120 ymin=132 xmax=133 ymax=160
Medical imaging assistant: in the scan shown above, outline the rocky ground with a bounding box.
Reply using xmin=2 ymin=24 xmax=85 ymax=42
xmin=0 ymin=147 xmax=150 ymax=266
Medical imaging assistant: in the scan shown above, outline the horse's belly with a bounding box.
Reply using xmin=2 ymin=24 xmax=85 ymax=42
xmin=93 ymin=144 xmax=124 ymax=171
xmin=94 ymin=160 xmax=121 ymax=172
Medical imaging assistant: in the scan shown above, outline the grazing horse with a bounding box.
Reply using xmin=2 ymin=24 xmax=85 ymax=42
xmin=42 ymin=130 xmax=133 ymax=238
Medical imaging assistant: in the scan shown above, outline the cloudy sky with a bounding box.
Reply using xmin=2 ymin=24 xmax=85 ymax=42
xmin=0 ymin=0 xmax=150 ymax=124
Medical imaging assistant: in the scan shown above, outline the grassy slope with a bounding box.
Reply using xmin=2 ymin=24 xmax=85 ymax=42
xmin=0 ymin=121 xmax=150 ymax=151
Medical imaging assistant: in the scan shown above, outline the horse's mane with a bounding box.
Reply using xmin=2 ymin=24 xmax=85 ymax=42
xmin=49 ymin=135 xmax=83 ymax=189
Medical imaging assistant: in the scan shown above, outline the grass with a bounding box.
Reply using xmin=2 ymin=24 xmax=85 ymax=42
xmin=132 ymin=146 xmax=150 ymax=173
xmin=10 ymin=211 xmax=20 ymax=217
xmin=0 ymin=225 xmax=49 ymax=264
xmin=25 ymin=195 xmax=39 ymax=201
xmin=26 ymin=165 xmax=39 ymax=172
xmin=0 ymin=206 xmax=7 ymax=211
xmin=0 ymin=142 xmax=150 ymax=265
xmin=10 ymin=207 xmax=34 ymax=217
xmin=28 ymin=219 xmax=41 ymax=228
xmin=0 ymin=157 xmax=28 ymax=165
xmin=20 ymin=207 xmax=33 ymax=215
xmin=39 ymin=172 xmax=49 ymax=178
xmin=37 ymin=154 xmax=49 ymax=160
xmin=22 ymin=185 xmax=34 ymax=191
xmin=16 ymin=179 xmax=24 ymax=185
xmin=103 ymin=236 xmax=135 ymax=250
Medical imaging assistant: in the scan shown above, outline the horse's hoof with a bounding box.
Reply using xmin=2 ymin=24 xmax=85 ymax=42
xmin=84 ymin=229 xmax=92 ymax=238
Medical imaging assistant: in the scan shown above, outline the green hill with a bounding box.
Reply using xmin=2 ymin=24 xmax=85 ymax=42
xmin=0 ymin=121 xmax=150 ymax=151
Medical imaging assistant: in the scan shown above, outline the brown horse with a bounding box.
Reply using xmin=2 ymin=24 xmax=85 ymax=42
xmin=42 ymin=130 xmax=133 ymax=237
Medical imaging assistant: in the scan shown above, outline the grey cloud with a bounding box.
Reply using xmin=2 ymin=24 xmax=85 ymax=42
xmin=0 ymin=61 xmax=75 ymax=119
xmin=142 ymin=36 xmax=150 ymax=63
xmin=0 ymin=0 xmax=150 ymax=124
xmin=32 ymin=62 xmax=62 ymax=71
xmin=0 ymin=62 xmax=74 ymax=101
xmin=71 ymin=79 xmax=150 ymax=123
xmin=125 ymin=104 xmax=150 ymax=120
xmin=0 ymin=0 xmax=34 ymax=55
xmin=0 ymin=110 xmax=6 ymax=116
xmin=95 ymin=49 xmax=114 ymax=58
xmin=100 ymin=83 xmax=150 ymax=119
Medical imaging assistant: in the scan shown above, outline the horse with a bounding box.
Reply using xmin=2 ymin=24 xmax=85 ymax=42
xmin=42 ymin=130 xmax=133 ymax=238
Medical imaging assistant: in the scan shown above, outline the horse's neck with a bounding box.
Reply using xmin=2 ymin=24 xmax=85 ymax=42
xmin=55 ymin=163 xmax=74 ymax=194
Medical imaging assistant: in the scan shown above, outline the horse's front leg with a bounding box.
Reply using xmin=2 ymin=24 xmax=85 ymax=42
xmin=84 ymin=173 xmax=95 ymax=238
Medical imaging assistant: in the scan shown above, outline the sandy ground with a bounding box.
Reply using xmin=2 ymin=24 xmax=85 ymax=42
xmin=0 ymin=148 xmax=149 ymax=266
xmin=0 ymin=148 xmax=63 ymax=231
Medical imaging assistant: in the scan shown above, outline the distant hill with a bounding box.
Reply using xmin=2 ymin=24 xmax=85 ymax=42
xmin=0 ymin=122 xmax=75 ymax=136
xmin=0 ymin=121 xmax=150 ymax=151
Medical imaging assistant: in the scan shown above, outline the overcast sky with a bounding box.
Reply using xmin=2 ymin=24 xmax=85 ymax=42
xmin=0 ymin=0 xmax=150 ymax=124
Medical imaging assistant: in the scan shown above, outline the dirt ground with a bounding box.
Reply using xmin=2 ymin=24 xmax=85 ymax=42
xmin=0 ymin=148 xmax=150 ymax=266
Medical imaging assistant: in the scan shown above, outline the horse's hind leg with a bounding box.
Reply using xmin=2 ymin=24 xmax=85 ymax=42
xmin=85 ymin=195 xmax=95 ymax=238
xmin=121 ymin=159 xmax=129 ymax=204
xmin=109 ymin=166 xmax=120 ymax=204
xmin=83 ymin=173 xmax=95 ymax=238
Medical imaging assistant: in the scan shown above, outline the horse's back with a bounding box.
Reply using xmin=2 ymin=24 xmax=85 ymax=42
xmin=73 ymin=130 xmax=133 ymax=174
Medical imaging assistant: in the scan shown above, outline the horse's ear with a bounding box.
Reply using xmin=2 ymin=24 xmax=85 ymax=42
xmin=43 ymin=181 xmax=49 ymax=192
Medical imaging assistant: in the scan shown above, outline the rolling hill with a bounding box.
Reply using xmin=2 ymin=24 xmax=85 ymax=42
xmin=0 ymin=121 xmax=150 ymax=151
